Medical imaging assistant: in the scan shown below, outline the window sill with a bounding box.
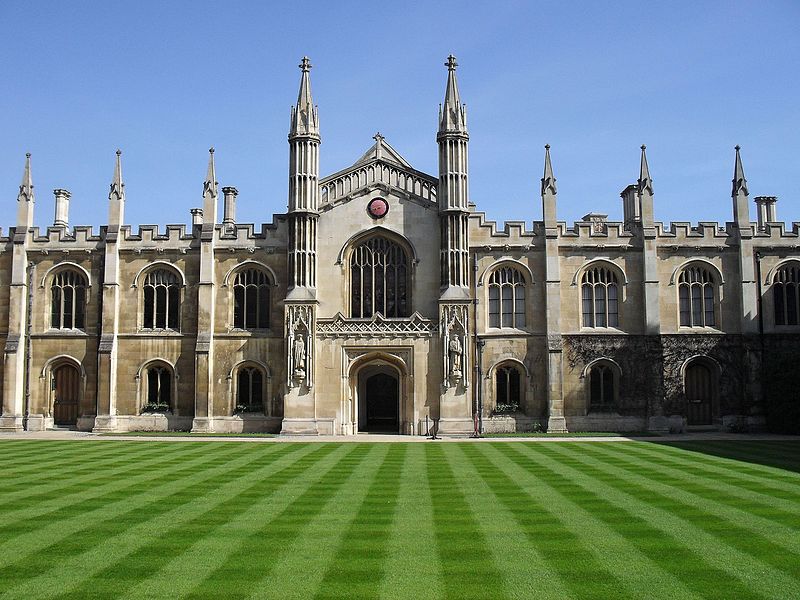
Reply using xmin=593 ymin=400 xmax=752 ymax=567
xmin=136 ymin=329 xmax=183 ymax=336
xmin=225 ymin=328 xmax=273 ymax=336
xmin=578 ymin=327 xmax=626 ymax=334
xmin=676 ymin=327 xmax=724 ymax=334
xmin=483 ymin=328 xmax=530 ymax=338
xmin=39 ymin=329 xmax=89 ymax=337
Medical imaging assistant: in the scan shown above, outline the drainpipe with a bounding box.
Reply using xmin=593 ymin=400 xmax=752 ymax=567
xmin=23 ymin=261 xmax=34 ymax=429
xmin=754 ymin=251 xmax=765 ymax=416
xmin=472 ymin=252 xmax=483 ymax=436
xmin=95 ymin=248 xmax=105 ymax=423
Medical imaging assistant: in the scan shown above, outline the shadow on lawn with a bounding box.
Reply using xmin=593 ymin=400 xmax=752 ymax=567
xmin=648 ymin=439 xmax=800 ymax=474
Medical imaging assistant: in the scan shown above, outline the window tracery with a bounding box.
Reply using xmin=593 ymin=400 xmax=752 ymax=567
xmin=233 ymin=268 xmax=270 ymax=329
xmin=678 ymin=266 xmax=716 ymax=327
xmin=51 ymin=270 xmax=87 ymax=330
xmin=142 ymin=269 xmax=180 ymax=330
xmin=488 ymin=267 xmax=525 ymax=329
xmin=773 ymin=263 xmax=800 ymax=326
xmin=581 ymin=266 xmax=618 ymax=328
xmin=350 ymin=236 xmax=410 ymax=318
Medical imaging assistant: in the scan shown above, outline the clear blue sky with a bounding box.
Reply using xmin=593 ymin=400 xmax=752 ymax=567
xmin=1 ymin=1 xmax=798 ymax=231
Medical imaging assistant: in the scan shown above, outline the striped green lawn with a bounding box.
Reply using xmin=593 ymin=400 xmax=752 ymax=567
xmin=0 ymin=440 xmax=798 ymax=599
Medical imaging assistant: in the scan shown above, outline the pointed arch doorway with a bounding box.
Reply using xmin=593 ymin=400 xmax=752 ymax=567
xmin=357 ymin=364 xmax=400 ymax=433
xmin=53 ymin=364 xmax=80 ymax=427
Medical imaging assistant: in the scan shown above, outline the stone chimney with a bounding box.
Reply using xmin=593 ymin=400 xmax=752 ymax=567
xmin=754 ymin=196 xmax=777 ymax=231
xmin=53 ymin=189 xmax=71 ymax=228
xmin=620 ymin=184 xmax=639 ymax=230
xmin=222 ymin=186 xmax=238 ymax=232
xmin=190 ymin=208 xmax=204 ymax=227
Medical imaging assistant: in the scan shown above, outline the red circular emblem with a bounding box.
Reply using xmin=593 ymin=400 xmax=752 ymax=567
xmin=367 ymin=197 xmax=389 ymax=218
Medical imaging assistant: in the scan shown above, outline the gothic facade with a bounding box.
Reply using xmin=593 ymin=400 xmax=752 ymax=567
xmin=1 ymin=56 xmax=798 ymax=435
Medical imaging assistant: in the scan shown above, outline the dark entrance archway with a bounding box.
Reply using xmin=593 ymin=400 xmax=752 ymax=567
xmin=53 ymin=364 xmax=80 ymax=427
xmin=358 ymin=368 xmax=399 ymax=433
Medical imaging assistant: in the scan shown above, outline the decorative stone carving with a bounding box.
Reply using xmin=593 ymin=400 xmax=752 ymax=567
xmin=317 ymin=311 xmax=435 ymax=338
xmin=441 ymin=303 xmax=469 ymax=387
xmin=287 ymin=304 xmax=314 ymax=388
xmin=547 ymin=334 xmax=562 ymax=352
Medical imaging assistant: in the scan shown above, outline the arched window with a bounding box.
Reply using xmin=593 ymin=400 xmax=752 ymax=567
xmin=495 ymin=365 xmax=521 ymax=413
xmin=773 ymin=263 xmax=800 ymax=326
xmin=236 ymin=365 xmax=265 ymax=413
xmin=233 ymin=268 xmax=270 ymax=329
xmin=588 ymin=362 xmax=617 ymax=411
xmin=51 ymin=270 xmax=87 ymax=330
xmin=143 ymin=269 xmax=180 ymax=330
xmin=581 ymin=266 xmax=619 ymax=328
xmin=678 ymin=266 xmax=716 ymax=327
xmin=143 ymin=363 xmax=173 ymax=412
xmin=350 ymin=236 xmax=410 ymax=318
xmin=488 ymin=267 xmax=525 ymax=328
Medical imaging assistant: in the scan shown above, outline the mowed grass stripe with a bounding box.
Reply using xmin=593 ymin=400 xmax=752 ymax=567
xmin=0 ymin=441 xmax=125 ymax=472
xmin=583 ymin=442 xmax=800 ymax=538
xmin=0 ymin=442 xmax=253 ymax=583
xmin=610 ymin=442 xmax=800 ymax=504
xmin=117 ymin=443 xmax=348 ymax=600
xmin=509 ymin=443 xmax=784 ymax=600
xmin=448 ymin=444 xmax=582 ymax=600
xmin=377 ymin=443 xmax=444 ymax=600
xmin=181 ymin=444 xmax=376 ymax=600
xmin=310 ymin=444 xmax=407 ymax=600
xmin=426 ymin=444 xmax=510 ymax=600
xmin=637 ymin=440 xmax=800 ymax=492
xmin=0 ymin=441 xmax=218 ymax=543
xmin=0 ymin=442 xmax=214 ymax=522
xmin=254 ymin=444 xmax=397 ymax=600
xmin=683 ymin=440 xmax=800 ymax=472
xmin=0 ymin=441 xmax=173 ymax=503
xmin=467 ymin=443 xmax=693 ymax=600
xmin=545 ymin=443 xmax=800 ymax=581
xmin=45 ymin=443 xmax=328 ymax=600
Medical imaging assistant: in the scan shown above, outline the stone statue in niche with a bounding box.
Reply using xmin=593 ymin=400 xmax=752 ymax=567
xmin=448 ymin=335 xmax=463 ymax=377
xmin=293 ymin=332 xmax=306 ymax=379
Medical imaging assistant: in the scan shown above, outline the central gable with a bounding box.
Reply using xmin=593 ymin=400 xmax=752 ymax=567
xmin=319 ymin=135 xmax=437 ymax=211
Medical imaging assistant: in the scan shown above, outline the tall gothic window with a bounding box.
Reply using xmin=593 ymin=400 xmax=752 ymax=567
xmin=144 ymin=363 xmax=172 ymax=411
xmin=51 ymin=270 xmax=87 ymax=330
xmin=495 ymin=365 xmax=522 ymax=412
xmin=589 ymin=362 xmax=616 ymax=411
xmin=233 ymin=268 xmax=270 ymax=329
xmin=143 ymin=269 xmax=180 ymax=330
xmin=678 ymin=266 xmax=716 ymax=327
xmin=236 ymin=365 xmax=265 ymax=412
xmin=581 ymin=266 xmax=619 ymax=328
xmin=488 ymin=267 xmax=526 ymax=328
xmin=350 ymin=236 xmax=410 ymax=318
xmin=773 ymin=263 xmax=800 ymax=326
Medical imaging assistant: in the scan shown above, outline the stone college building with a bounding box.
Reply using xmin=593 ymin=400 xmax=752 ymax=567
xmin=1 ymin=57 xmax=798 ymax=435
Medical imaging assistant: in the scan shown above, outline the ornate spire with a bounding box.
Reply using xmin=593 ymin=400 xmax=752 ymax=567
xmin=109 ymin=149 xmax=124 ymax=202
xmin=638 ymin=144 xmax=653 ymax=196
xmin=203 ymin=147 xmax=217 ymax=200
xmin=290 ymin=56 xmax=319 ymax=138
xmin=439 ymin=54 xmax=467 ymax=134
xmin=541 ymin=144 xmax=557 ymax=196
xmin=732 ymin=144 xmax=748 ymax=197
xmin=18 ymin=153 xmax=33 ymax=203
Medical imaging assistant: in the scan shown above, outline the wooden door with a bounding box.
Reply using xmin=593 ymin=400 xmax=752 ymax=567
xmin=686 ymin=363 xmax=713 ymax=426
xmin=53 ymin=364 xmax=80 ymax=426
